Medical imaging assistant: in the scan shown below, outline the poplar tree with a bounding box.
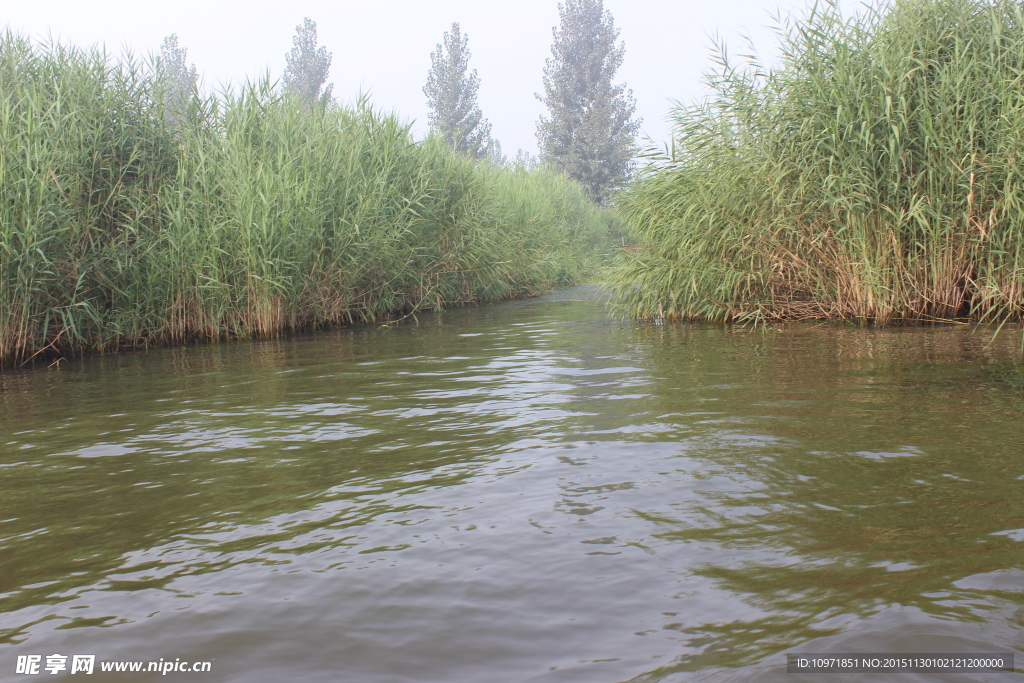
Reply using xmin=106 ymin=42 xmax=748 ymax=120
xmin=283 ymin=18 xmax=333 ymax=107
xmin=424 ymin=22 xmax=501 ymax=162
xmin=537 ymin=0 xmax=639 ymax=203
xmin=158 ymin=34 xmax=197 ymax=129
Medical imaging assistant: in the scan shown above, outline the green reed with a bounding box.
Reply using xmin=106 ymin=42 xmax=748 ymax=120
xmin=0 ymin=33 xmax=609 ymax=366
xmin=610 ymin=0 xmax=1024 ymax=325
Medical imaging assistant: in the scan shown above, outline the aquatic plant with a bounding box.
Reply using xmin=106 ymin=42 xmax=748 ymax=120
xmin=610 ymin=0 xmax=1024 ymax=325
xmin=0 ymin=33 xmax=609 ymax=367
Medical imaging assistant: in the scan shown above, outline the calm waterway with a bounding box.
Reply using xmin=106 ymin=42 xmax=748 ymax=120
xmin=1 ymin=285 xmax=1022 ymax=682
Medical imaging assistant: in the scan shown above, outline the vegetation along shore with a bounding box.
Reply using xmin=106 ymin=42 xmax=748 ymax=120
xmin=0 ymin=32 xmax=614 ymax=368
xmin=610 ymin=0 xmax=1024 ymax=326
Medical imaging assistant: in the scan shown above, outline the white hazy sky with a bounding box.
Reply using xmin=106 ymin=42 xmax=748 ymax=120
xmin=3 ymin=0 xmax=866 ymax=156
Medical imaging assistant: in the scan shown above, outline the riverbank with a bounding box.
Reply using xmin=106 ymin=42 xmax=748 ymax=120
xmin=0 ymin=33 xmax=613 ymax=368
xmin=610 ymin=0 xmax=1024 ymax=326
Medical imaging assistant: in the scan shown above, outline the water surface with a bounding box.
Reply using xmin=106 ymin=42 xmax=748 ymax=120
xmin=1 ymin=285 xmax=1022 ymax=681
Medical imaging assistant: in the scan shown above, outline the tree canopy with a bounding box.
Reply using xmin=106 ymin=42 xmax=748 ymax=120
xmin=283 ymin=18 xmax=333 ymax=107
xmin=157 ymin=34 xmax=197 ymax=129
xmin=424 ymin=22 xmax=501 ymax=162
xmin=537 ymin=0 xmax=639 ymax=203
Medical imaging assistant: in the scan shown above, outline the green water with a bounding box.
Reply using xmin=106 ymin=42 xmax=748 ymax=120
xmin=1 ymin=285 xmax=1022 ymax=682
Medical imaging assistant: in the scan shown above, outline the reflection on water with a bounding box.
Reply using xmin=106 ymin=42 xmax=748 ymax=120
xmin=1 ymin=286 xmax=1022 ymax=682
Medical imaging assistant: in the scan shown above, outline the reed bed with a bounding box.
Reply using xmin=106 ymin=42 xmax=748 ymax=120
xmin=0 ymin=33 xmax=609 ymax=367
xmin=610 ymin=0 xmax=1024 ymax=325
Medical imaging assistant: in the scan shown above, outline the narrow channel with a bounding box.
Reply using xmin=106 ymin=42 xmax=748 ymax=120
xmin=2 ymin=285 xmax=1022 ymax=681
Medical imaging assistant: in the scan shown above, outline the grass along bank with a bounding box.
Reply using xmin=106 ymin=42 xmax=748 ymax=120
xmin=0 ymin=33 xmax=612 ymax=368
xmin=610 ymin=0 xmax=1024 ymax=325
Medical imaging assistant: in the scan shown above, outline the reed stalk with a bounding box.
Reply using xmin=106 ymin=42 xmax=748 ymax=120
xmin=610 ymin=0 xmax=1024 ymax=326
xmin=0 ymin=33 xmax=609 ymax=367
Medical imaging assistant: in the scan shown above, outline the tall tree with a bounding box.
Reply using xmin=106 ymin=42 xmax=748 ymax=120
xmin=158 ymin=34 xmax=197 ymax=129
xmin=283 ymin=18 xmax=333 ymax=107
xmin=537 ymin=0 xmax=639 ymax=203
xmin=424 ymin=22 xmax=501 ymax=162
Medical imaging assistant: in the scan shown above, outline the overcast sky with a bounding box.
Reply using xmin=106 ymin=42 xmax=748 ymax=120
xmin=4 ymin=0 xmax=866 ymax=156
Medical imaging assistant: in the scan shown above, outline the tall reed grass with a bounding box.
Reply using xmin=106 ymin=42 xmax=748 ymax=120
xmin=610 ymin=0 xmax=1024 ymax=325
xmin=0 ymin=33 xmax=609 ymax=367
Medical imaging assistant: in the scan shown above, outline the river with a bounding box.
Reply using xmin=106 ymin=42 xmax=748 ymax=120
xmin=1 ymin=285 xmax=1021 ymax=681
